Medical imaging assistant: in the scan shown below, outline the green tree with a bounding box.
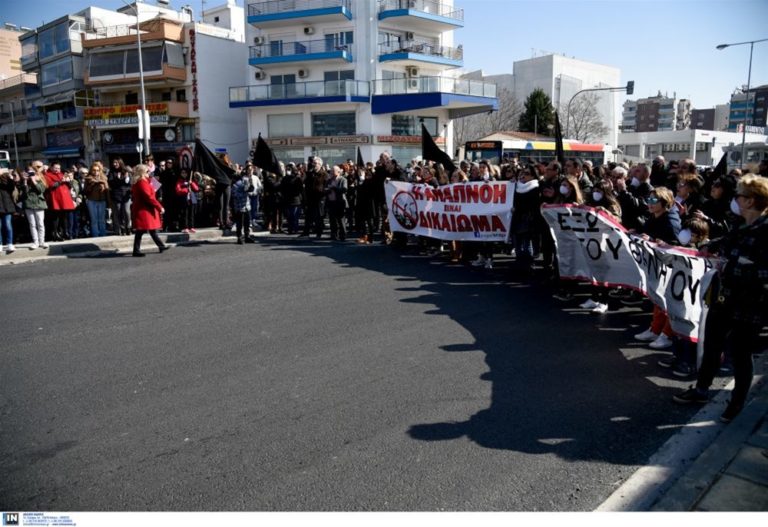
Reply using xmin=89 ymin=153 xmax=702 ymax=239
xmin=518 ymin=88 xmax=555 ymax=135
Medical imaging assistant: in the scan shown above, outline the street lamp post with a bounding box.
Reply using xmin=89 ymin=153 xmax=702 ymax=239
xmin=716 ymin=38 xmax=768 ymax=170
xmin=120 ymin=0 xmax=150 ymax=158
xmin=565 ymin=81 xmax=634 ymax=139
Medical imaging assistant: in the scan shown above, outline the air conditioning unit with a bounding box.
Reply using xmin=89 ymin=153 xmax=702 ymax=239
xmin=254 ymin=70 xmax=267 ymax=81
xmin=298 ymin=68 xmax=309 ymax=79
xmin=253 ymin=36 xmax=265 ymax=45
xmin=303 ymin=26 xmax=315 ymax=35
xmin=408 ymin=78 xmax=419 ymax=89
xmin=406 ymin=66 xmax=418 ymax=77
xmin=405 ymin=32 xmax=414 ymax=40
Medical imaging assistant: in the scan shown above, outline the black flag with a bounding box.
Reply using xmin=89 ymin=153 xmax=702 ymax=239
xmin=357 ymin=146 xmax=365 ymax=168
xmin=253 ymin=134 xmax=281 ymax=175
xmin=712 ymin=152 xmax=728 ymax=178
xmin=421 ymin=123 xmax=456 ymax=174
xmin=554 ymin=111 xmax=565 ymax=167
xmin=192 ymin=138 xmax=235 ymax=185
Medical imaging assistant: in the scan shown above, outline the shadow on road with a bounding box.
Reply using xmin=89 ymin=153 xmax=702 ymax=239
xmin=253 ymin=235 xmax=717 ymax=466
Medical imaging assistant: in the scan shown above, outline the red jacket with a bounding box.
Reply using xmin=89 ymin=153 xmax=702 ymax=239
xmin=175 ymin=178 xmax=200 ymax=198
xmin=131 ymin=177 xmax=163 ymax=231
xmin=45 ymin=170 xmax=76 ymax=211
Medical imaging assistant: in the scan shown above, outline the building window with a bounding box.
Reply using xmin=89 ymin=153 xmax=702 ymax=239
xmin=315 ymin=146 xmax=355 ymax=166
xmin=41 ymin=57 xmax=73 ymax=87
xmin=312 ymin=112 xmax=355 ymax=136
xmin=161 ymin=92 xmax=172 ymax=102
xmin=176 ymin=89 xmax=187 ymax=102
xmin=125 ymin=46 xmax=163 ymax=73
xmin=324 ymin=31 xmax=353 ymax=52
xmin=324 ymin=70 xmax=354 ymax=82
xmin=270 ymin=74 xmax=297 ymax=98
xmin=392 ymin=115 xmax=437 ymax=136
xmin=181 ymin=124 xmax=195 ymax=141
xmin=89 ymin=51 xmax=124 ymax=77
xmin=268 ymin=113 xmax=303 ymax=137
xmin=38 ymin=23 xmax=71 ymax=60
xmin=125 ymin=93 xmax=138 ymax=105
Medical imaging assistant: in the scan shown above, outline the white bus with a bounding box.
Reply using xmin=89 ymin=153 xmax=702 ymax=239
xmin=723 ymin=142 xmax=768 ymax=172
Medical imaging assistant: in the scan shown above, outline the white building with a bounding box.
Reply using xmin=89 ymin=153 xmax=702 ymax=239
xmin=512 ymin=54 xmax=621 ymax=146
xmin=617 ymin=128 xmax=768 ymax=166
xmin=230 ymin=0 xmax=497 ymax=165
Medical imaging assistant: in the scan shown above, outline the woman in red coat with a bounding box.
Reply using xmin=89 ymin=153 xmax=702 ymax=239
xmin=131 ymin=164 xmax=169 ymax=257
xmin=45 ymin=162 xmax=76 ymax=241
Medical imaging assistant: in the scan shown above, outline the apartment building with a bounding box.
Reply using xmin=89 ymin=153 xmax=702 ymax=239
xmin=230 ymin=0 xmax=498 ymax=165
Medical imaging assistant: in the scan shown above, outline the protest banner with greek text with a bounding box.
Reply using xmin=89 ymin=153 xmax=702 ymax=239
xmin=385 ymin=181 xmax=514 ymax=242
xmin=541 ymin=204 xmax=720 ymax=340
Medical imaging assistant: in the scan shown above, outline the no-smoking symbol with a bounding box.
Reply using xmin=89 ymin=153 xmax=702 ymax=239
xmin=392 ymin=191 xmax=419 ymax=230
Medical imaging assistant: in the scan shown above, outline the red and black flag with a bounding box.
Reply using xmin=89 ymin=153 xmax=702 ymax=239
xmin=192 ymin=138 xmax=235 ymax=185
xmin=253 ymin=134 xmax=281 ymax=175
xmin=554 ymin=111 xmax=565 ymax=167
xmin=421 ymin=123 xmax=456 ymax=174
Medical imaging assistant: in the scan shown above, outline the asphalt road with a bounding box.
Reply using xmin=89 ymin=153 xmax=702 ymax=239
xmin=0 ymin=236 xmax=711 ymax=511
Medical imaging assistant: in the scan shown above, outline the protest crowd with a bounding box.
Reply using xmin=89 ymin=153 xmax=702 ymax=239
xmin=1 ymin=140 xmax=767 ymax=424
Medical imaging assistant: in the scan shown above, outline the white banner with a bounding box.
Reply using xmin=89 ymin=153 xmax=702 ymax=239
xmin=541 ymin=204 xmax=721 ymax=341
xmin=385 ymin=181 xmax=514 ymax=242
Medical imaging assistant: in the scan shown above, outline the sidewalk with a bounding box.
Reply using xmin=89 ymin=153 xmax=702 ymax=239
xmin=0 ymin=227 xmax=267 ymax=266
xmin=599 ymin=351 xmax=768 ymax=511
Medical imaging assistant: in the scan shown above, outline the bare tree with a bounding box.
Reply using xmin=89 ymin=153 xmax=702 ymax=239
xmin=565 ymin=92 xmax=608 ymax=143
xmin=453 ymin=87 xmax=522 ymax=147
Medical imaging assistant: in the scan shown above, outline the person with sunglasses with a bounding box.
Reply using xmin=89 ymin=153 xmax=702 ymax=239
xmin=674 ymin=175 xmax=768 ymax=422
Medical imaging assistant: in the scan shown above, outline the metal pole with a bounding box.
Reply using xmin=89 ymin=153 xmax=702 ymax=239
xmin=739 ymin=42 xmax=753 ymax=170
xmin=565 ymin=84 xmax=632 ymax=139
xmin=136 ymin=9 xmax=150 ymax=157
xmin=121 ymin=0 xmax=150 ymax=158
xmin=9 ymin=99 xmax=19 ymax=168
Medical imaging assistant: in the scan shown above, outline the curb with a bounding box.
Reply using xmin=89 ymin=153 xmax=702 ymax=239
xmin=597 ymin=352 xmax=768 ymax=511
xmin=0 ymin=229 xmax=271 ymax=265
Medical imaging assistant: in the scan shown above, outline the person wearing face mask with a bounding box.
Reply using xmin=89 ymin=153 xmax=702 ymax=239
xmin=694 ymin=175 xmax=739 ymax=238
xmin=551 ymin=177 xmax=584 ymax=301
xmin=674 ymin=175 xmax=768 ymax=423
xmin=628 ymin=164 xmax=653 ymax=201
xmin=511 ymin=165 xmax=541 ymax=275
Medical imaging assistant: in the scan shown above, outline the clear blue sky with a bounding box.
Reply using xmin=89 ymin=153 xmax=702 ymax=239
xmin=4 ymin=0 xmax=767 ymax=109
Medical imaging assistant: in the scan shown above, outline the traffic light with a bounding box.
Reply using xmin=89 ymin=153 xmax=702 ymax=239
xmin=626 ymin=81 xmax=635 ymax=95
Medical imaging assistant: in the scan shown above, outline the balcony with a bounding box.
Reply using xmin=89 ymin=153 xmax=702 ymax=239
xmin=82 ymin=20 xmax=184 ymax=48
xmin=378 ymin=0 xmax=464 ymax=32
xmin=247 ymin=0 xmax=352 ymax=28
xmin=86 ymin=64 xmax=186 ymax=86
xmin=249 ymin=39 xmax=352 ymax=66
xmin=371 ymin=76 xmax=497 ymax=118
xmin=0 ymin=74 xmax=38 ymax=94
xmin=230 ymin=79 xmax=369 ymax=108
xmin=378 ymin=40 xmax=462 ymax=69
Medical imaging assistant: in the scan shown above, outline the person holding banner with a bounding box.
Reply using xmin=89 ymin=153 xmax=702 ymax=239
xmin=674 ymin=174 xmax=768 ymax=422
xmin=511 ymin=165 xmax=541 ymax=274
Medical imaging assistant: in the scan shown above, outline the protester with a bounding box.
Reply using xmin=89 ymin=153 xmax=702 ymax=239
xmin=84 ymin=162 xmax=109 ymax=237
xmin=107 ymin=157 xmax=132 ymax=235
xmin=175 ymin=168 xmax=200 ymax=234
xmin=130 ymin=164 xmax=168 ymax=257
xmin=0 ymin=170 xmax=18 ymax=253
xmin=19 ymin=164 xmax=48 ymax=249
xmin=44 ymin=162 xmax=75 ymax=241
xmin=280 ymin=163 xmax=303 ymax=235
xmin=326 ymin=165 xmax=348 ymax=241
xmin=355 ymin=166 xmax=376 ymax=244
xmin=673 ymin=174 xmax=768 ymax=423
xmin=511 ymin=164 xmax=540 ymax=274
xmin=230 ymin=169 xmax=255 ymax=244
xmin=301 ymin=156 xmax=327 ymax=238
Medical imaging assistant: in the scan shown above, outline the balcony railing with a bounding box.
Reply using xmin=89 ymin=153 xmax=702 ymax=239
xmin=0 ymin=73 xmax=38 ymax=91
xmin=248 ymin=0 xmax=351 ymax=17
xmin=250 ymin=38 xmax=352 ymax=59
xmin=378 ymin=0 xmax=463 ymax=22
xmin=379 ymin=40 xmax=462 ymax=61
xmin=371 ymin=76 xmax=495 ymax=98
xmin=231 ymin=79 xmax=369 ymax=103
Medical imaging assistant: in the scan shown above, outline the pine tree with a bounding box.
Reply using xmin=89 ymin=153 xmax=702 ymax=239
xmin=518 ymin=88 xmax=555 ymax=135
